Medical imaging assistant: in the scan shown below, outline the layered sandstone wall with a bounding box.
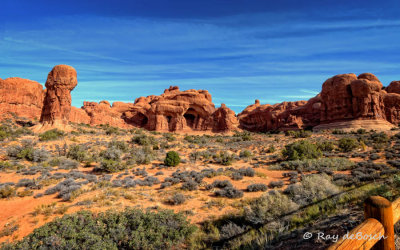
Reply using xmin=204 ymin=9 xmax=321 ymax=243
xmin=238 ymin=73 xmax=400 ymax=132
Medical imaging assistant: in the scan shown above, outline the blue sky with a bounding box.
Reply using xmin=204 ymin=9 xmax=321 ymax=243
xmin=1 ymin=0 xmax=399 ymax=113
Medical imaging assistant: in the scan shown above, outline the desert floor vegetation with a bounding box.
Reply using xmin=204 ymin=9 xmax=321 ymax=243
xmin=0 ymin=121 xmax=400 ymax=249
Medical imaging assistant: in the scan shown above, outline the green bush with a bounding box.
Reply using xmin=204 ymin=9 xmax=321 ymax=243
xmin=0 ymin=125 xmax=32 ymax=141
xmin=233 ymin=131 xmax=252 ymax=141
xmin=3 ymin=209 xmax=196 ymax=249
xmin=67 ymin=144 xmax=87 ymax=162
xmin=213 ymin=151 xmax=234 ymax=166
xmin=370 ymin=132 xmax=389 ymax=144
xmin=274 ymin=157 xmax=354 ymax=171
xmin=282 ymin=140 xmax=322 ymax=161
xmin=98 ymin=159 xmax=125 ymax=173
xmin=105 ymin=126 xmax=120 ymax=135
xmin=7 ymin=144 xmax=49 ymax=162
xmin=244 ymin=191 xmax=299 ymax=225
xmin=131 ymin=134 xmax=158 ymax=146
xmin=285 ymin=130 xmax=311 ymax=138
xmin=316 ymin=141 xmax=335 ymax=152
xmin=39 ymin=129 xmax=65 ymax=141
xmin=0 ymin=130 xmax=9 ymax=141
xmin=338 ymin=137 xmax=359 ymax=152
xmin=239 ymin=150 xmax=252 ymax=158
xmin=164 ymin=151 xmax=181 ymax=167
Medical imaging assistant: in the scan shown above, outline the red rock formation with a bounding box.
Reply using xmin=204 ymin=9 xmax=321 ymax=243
xmin=238 ymin=98 xmax=320 ymax=132
xmin=239 ymin=73 xmax=400 ymax=132
xmin=386 ymin=81 xmax=400 ymax=94
xmin=211 ymin=104 xmax=239 ymax=132
xmin=124 ymin=86 xmax=238 ymax=132
xmin=33 ymin=65 xmax=78 ymax=132
xmin=2 ymin=66 xmax=399 ymax=133
xmin=69 ymin=106 xmax=91 ymax=125
xmin=0 ymin=77 xmax=44 ymax=120
xmin=81 ymin=101 xmax=131 ymax=128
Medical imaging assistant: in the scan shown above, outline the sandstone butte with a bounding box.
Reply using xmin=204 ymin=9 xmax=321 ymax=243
xmin=1 ymin=65 xmax=400 ymax=133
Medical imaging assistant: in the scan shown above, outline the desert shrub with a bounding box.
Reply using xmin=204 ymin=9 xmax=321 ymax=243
xmin=32 ymin=148 xmax=50 ymax=162
xmin=38 ymin=129 xmax=65 ymax=141
xmin=274 ymin=157 xmax=354 ymax=171
xmin=160 ymin=182 xmax=172 ymax=189
xmin=332 ymin=129 xmax=346 ymax=135
xmin=206 ymin=180 xmax=233 ymax=190
xmin=213 ymin=151 xmax=234 ymax=166
xmin=100 ymin=147 xmax=122 ymax=161
xmin=266 ymin=145 xmax=276 ymax=153
xmin=184 ymin=135 xmax=208 ymax=145
xmin=16 ymin=178 xmax=41 ymax=190
xmin=163 ymin=133 xmax=176 ymax=142
xmin=201 ymin=168 xmax=218 ymax=178
xmin=141 ymin=176 xmax=161 ymax=186
xmin=268 ymin=180 xmax=284 ymax=189
xmin=0 ymin=125 xmax=33 ymax=141
xmin=0 ymin=220 xmax=19 ymax=237
xmin=338 ymin=137 xmax=359 ymax=152
xmin=233 ymin=131 xmax=252 ymax=141
xmin=370 ymin=153 xmax=381 ymax=160
xmin=97 ymin=159 xmax=125 ymax=173
xmin=238 ymin=167 xmax=255 ymax=177
xmin=108 ymin=140 xmax=129 ymax=152
xmin=355 ymin=128 xmax=367 ymax=134
xmin=0 ymin=161 xmax=21 ymax=171
xmin=164 ymin=151 xmax=180 ymax=167
xmin=244 ymin=191 xmax=299 ymax=225
xmin=16 ymin=147 xmax=34 ymax=161
xmin=6 ymin=144 xmax=49 ymax=162
xmin=189 ymin=150 xmax=213 ymax=162
xmin=282 ymin=140 xmax=322 ymax=161
xmin=129 ymin=146 xmax=156 ymax=165
xmin=370 ymin=132 xmax=389 ymax=144
xmin=283 ymin=174 xmax=339 ymax=206
xmin=105 ymin=126 xmax=120 ymax=135
xmin=67 ymin=144 xmax=87 ymax=162
xmin=44 ymin=178 xmax=82 ymax=201
xmin=167 ymin=193 xmax=186 ymax=205
xmin=181 ymin=180 xmax=198 ymax=191
xmin=214 ymin=186 xmax=243 ymax=198
xmin=316 ymin=141 xmax=335 ymax=152
xmin=247 ymin=183 xmax=268 ymax=192
xmin=239 ymin=150 xmax=252 ymax=158
xmin=5 ymin=209 xmax=196 ymax=249
xmin=231 ymin=172 xmax=243 ymax=180
xmin=219 ymin=222 xmax=246 ymax=240
xmin=131 ymin=134 xmax=157 ymax=146
xmin=56 ymin=157 xmax=78 ymax=170
xmin=285 ymin=130 xmax=311 ymax=138
xmin=0 ymin=185 xmax=16 ymax=198
xmin=0 ymin=126 xmax=11 ymax=141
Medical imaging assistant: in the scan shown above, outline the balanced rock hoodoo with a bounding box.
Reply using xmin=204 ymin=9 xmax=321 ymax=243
xmin=32 ymin=65 xmax=78 ymax=132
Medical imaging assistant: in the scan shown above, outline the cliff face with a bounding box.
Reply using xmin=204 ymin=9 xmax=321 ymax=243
xmin=238 ymin=73 xmax=400 ymax=131
xmin=0 ymin=77 xmax=45 ymax=120
xmin=1 ymin=68 xmax=399 ymax=132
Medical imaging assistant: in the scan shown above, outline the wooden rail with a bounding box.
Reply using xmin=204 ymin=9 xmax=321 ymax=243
xmin=329 ymin=196 xmax=400 ymax=250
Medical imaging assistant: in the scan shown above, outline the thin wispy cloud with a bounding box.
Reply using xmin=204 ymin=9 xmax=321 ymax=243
xmin=1 ymin=1 xmax=399 ymax=114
